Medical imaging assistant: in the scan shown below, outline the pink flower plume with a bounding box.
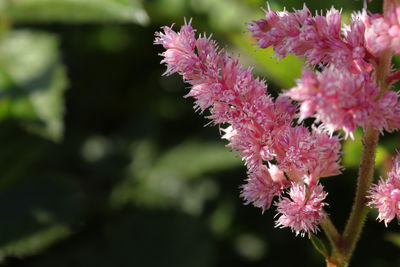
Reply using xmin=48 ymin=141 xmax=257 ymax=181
xmin=155 ymin=20 xmax=343 ymax=237
xmin=247 ymin=4 xmax=372 ymax=72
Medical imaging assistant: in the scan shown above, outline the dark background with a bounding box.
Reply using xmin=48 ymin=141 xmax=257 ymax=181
xmin=0 ymin=0 xmax=399 ymax=266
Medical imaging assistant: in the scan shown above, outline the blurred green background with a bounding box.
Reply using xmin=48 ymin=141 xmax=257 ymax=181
xmin=0 ymin=0 xmax=399 ymax=266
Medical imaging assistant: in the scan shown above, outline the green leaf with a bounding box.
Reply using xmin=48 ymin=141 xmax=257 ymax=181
xmin=8 ymin=212 xmax=215 ymax=267
xmin=0 ymin=176 xmax=83 ymax=261
xmin=109 ymin=139 xmax=242 ymax=214
xmin=142 ymin=139 xmax=241 ymax=179
xmin=0 ymin=224 xmax=70 ymax=260
xmin=310 ymin=233 xmax=329 ymax=258
xmin=3 ymin=0 xmax=149 ymax=25
xmin=385 ymin=232 xmax=400 ymax=248
xmin=0 ymin=30 xmax=68 ymax=141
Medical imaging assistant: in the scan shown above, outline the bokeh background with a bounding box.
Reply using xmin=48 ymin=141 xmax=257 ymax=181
xmin=0 ymin=0 xmax=399 ymax=266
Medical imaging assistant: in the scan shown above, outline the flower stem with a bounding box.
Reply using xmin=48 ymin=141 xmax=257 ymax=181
xmin=323 ymin=126 xmax=379 ymax=267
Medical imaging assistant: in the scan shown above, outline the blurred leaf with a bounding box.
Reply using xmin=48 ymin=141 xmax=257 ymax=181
xmin=189 ymin=0 xmax=256 ymax=32
xmin=376 ymin=145 xmax=389 ymax=169
xmin=343 ymin=128 xmax=388 ymax=168
xmin=385 ymin=232 xmax=400 ymax=248
xmin=230 ymin=33 xmax=303 ymax=89
xmin=14 ymin=212 xmax=215 ymax=267
xmin=234 ymin=233 xmax=267 ymax=261
xmin=143 ymin=139 xmax=241 ymax=179
xmin=0 ymin=30 xmax=67 ymax=141
xmin=109 ymin=139 xmax=241 ymax=213
xmin=0 ymin=176 xmax=83 ymax=261
xmin=3 ymin=0 xmax=149 ymax=25
xmin=209 ymin=200 xmax=234 ymax=236
xmin=0 ymin=131 xmax=50 ymax=190
xmin=0 ymin=224 xmax=70 ymax=259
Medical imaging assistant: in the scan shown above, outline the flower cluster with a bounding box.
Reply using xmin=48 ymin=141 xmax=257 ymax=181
xmin=155 ymin=2 xmax=400 ymax=237
xmin=247 ymin=4 xmax=371 ymax=70
xmin=287 ymin=68 xmax=400 ymax=138
xmin=155 ymin=19 xmax=340 ymax=237
xmin=248 ymin=2 xmax=400 ymax=228
xmin=368 ymin=152 xmax=400 ymax=226
xmin=249 ymin=4 xmax=400 ymax=138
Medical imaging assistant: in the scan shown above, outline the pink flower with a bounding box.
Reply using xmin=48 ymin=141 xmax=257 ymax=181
xmin=224 ymin=126 xmax=275 ymax=172
xmin=309 ymin=126 xmax=342 ymax=181
xmin=274 ymin=125 xmax=342 ymax=183
xmin=246 ymin=3 xmax=300 ymax=54
xmin=241 ymin=165 xmax=289 ymax=212
xmin=275 ymin=126 xmax=315 ymax=181
xmin=369 ymin=91 xmax=400 ymax=133
xmin=154 ymin=19 xmax=199 ymax=77
xmin=366 ymin=6 xmax=400 ymax=55
xmin=275 ymin=183 xmax=328 ymax=237
xmin=366 ymin=15 xmax=391 ymax=55
xmin=368 ymin=153 xmax=400 ymax=226
xmin=287 ymin=68 xmax=381 ymax=138
xmin=248 ymin=4 xmax=373 ymax=71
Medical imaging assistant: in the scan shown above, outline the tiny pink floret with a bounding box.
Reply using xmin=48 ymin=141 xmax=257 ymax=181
xmin=367 ymin=6 xmax=400 ymax=55
xmin=368 ymin=153 xmax=400 ymax=226
xmin=275 ymin=183 xmax=328 ymax=238
xmin=241 ymin=165 xmax=288 ymax=212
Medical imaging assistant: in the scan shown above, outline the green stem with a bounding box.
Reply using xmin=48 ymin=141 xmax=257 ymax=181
xmin=321 ymin=217 xmax=340 ymax=252
xmin=322 ymin=126 xmax=380 ymax=267
xmin=341 ymin=127 xmax=379 ymax=264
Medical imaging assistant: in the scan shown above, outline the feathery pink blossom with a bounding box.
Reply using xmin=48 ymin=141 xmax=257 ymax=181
xmin=366 ymin=6 xmax=400 ymax=55
xmin=275 ymin=183 xmax=328 ymax=237
xmin=241 ymin=165 xmax=289 ymax=212
xmin=287 ymin=68 xmax=382 ymax=138
xmin=248 ymin=4 xmax=373 ymax=71
xmin=368 ymin=152 xmax=400 ymax=226
xmin=369 ymin=91 xmax=400 ymax=133
xmin=274 ymin=125 xmax=342 ymax=183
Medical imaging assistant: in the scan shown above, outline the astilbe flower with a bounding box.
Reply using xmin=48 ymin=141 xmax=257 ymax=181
xmin=274 ymin=125 xmax=342 ymax=183
xmin=368 ymin=152 xmax=400 ymax=226
xmin=287 ymin=67 xmax=400 ymax=138
xmin=156 ymin=1 xmax=400 ymax=265
xmin=369 ymin=90 xmax=400 ymax=133
xmin=248 ymin=4 xmax=400 ymax=138
xmin=155 ymin=19 xmax=340 ymax=236
xmin=275 ymin=183 xmax=328 ymax=237
xmin=241 ymin=164 xmax=289 ymax=212
xmin=247 ymin=4 xmax=372 ymax=72
xmin=366 ymin=6 xmax=400 ymax=55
